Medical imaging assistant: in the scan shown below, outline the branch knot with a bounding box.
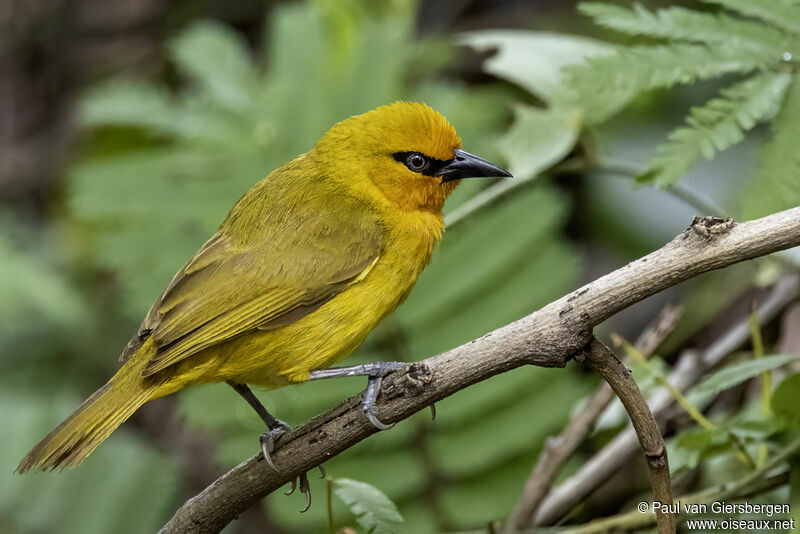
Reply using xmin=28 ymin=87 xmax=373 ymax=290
xmin=687 ymin=216 xmax=736 ymax=240
xmin=404 ymin=362 xmax=433 ymax=395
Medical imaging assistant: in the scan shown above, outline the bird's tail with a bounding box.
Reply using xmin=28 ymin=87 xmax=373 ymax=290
xmin=16 ymin=353 xmax=155 ymax=473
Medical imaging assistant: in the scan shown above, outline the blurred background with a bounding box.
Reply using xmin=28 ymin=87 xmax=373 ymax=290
xmin=2 ymin=0 xmax=799 ymax=532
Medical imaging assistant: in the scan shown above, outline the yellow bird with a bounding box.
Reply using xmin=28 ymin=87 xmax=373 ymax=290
xmin=17 ymin=102 xmax=511 ymax=504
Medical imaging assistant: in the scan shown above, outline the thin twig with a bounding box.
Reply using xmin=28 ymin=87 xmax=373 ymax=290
xmin=504 ymin=304 xmax=681 ymax=533
xmin=592 ymin=157 xmax=728 ymax=217
xmin=160 ymin=208 xmax=800 ymax=533
xmin=632 ymin=304 xmax=684 ymax=358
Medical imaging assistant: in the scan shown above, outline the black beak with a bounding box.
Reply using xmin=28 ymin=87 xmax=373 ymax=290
xmin=437 ymin=149 xmax=512 ymax=183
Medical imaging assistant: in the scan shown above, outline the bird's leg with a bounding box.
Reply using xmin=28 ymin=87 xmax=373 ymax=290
xmin=228 ymin=382 xmax=324 ymax=510
xmin=228 ymin=382 xmax=326 ymax=512
xmin=227 ymin=382 xmax=291 ymax=472
xmin=307 ymin=361 xmax=407 ymax=429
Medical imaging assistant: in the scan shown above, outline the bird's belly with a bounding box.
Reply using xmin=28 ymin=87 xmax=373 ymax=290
xmin=203 ymin=260 xmax=420 ymax=387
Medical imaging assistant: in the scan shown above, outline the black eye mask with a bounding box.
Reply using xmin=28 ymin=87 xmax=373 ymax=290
xmin=393 ymin=149 xmax=512 ymax=182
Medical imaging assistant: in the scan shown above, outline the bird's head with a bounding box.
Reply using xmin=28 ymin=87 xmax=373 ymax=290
xmin=315 ymin=102 xmax=511 ymax=214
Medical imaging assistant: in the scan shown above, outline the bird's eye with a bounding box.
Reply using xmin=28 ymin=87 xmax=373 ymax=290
xmin=405 ymin=152 xmax=428 ymax=173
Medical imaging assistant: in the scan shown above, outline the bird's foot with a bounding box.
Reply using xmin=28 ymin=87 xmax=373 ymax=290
xmin=308 ymin=360 xmax=408 ymax=429
xmin=260 ymin=422 xmax=325 ymax=513
xmin=259 ymin=419 xmax=291 ymax=472
xmin=361 ymin=361 xmax=407 ymax=429
xmin=308 ymin=362 xmax=408 ymax=430
xmin=284 ymin=466 xmax=326 ymax=512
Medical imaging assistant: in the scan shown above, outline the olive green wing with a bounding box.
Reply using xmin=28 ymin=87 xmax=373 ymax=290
xmin=121 ymin=205 xmax=382 ymax=377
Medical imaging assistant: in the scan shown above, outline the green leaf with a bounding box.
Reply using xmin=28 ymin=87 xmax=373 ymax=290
xmin=168 ymin=21 xmax=258 ymax=112
xmin=641 ymin=71 xmax=791 ymax=187
xmin=458 ymin=30 xmax=613 ymax=105
xmin=668 ymin=426 xmax=733 ymax=470
xmin=79 ymin=80 xmax=185 ymax=136
xmin=497 ymin=104 xmax=582 ymax=180
xmin=579 ymin=3 xmax=794 ymax=54
xmin=702 ymin=0 xmax=800 ymax=36
xmin=773 ymin=373 xmax=800 ymax=421
xmin=674 ymin=426 xmax=718 ymax=451
xmin=727 ymin=416 xmax=785 ymax=441
xmin=565 ymin=42 xmax=782 ymax=124
xmin=742 ymin=74 xmax=800 ymax=220
xmin=693 ymin=354 xmax=800 ymax=395
xmin=332 ymin=478 xmax=404 ymax=534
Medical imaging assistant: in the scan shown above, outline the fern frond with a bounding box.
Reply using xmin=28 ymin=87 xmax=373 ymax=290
xmin=742 ymin=74 xmax=800 ymax=219
xmin=566 ymin=42 xmax=782 ymax=123
xmin=579 ymin=3 xmax=793 ymax=54
xmin=641 ymin=72 xmax=791 ymax=187
xmin=702 ymin=0 xmax=800 ymax=36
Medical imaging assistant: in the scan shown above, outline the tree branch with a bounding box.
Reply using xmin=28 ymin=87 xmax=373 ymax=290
xmin=160 ymin=207 xmax=800 ymax=533
xmin=504 ymin=304 xmax=681 ymax=533
xmin=533 ymin=272 xmax=800 ymax=526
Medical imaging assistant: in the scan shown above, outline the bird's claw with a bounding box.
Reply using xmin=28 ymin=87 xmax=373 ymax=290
xmin=363 ymin=401 xmax=393 ymax=430
xmin=284 ymin=465 xmax=324 ymax=511
xmin=298 ymin=472 xmax=311 ymax=513
xmin=259 ymin=420 xmax=291 ymax=472
xmin=360 ymin=362 xmax=407 ymax=430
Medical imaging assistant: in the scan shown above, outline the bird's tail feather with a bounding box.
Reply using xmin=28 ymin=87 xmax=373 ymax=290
xmin=16 ymin=357 xmax=154 ymax=473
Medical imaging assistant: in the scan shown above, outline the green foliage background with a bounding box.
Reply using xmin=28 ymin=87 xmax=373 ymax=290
xmin=2 ymin=0 xmax=799 ymax=533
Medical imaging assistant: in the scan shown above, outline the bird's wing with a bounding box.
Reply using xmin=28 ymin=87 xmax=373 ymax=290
xmin=120 ymin=200 xmax=383 ymax=377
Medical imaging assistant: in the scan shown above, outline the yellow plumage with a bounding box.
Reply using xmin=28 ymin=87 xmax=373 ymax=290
xmin=17 ymin=102 xmax=509 ymax=473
